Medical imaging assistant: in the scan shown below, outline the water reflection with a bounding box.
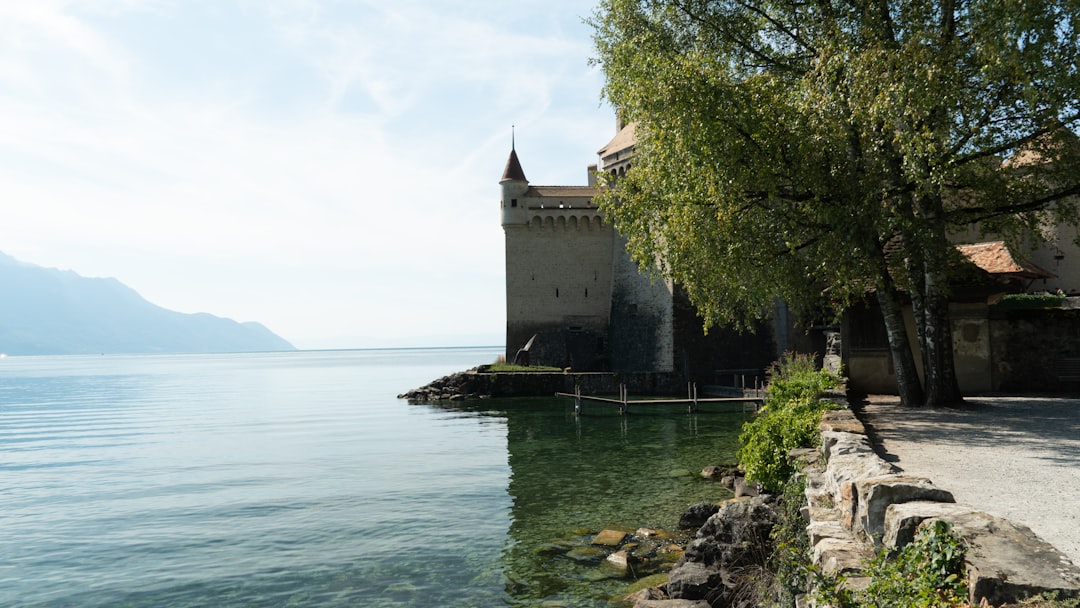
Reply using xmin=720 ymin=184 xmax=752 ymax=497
xmin=411 ymin=397 xmax=748 ymax=606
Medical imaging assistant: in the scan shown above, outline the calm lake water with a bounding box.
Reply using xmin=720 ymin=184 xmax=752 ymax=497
xmin=0 ymin=348 xmax=748 ymax=607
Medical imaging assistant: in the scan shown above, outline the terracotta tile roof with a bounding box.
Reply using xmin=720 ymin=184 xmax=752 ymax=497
xmin=1004 ymin=127 xmax=1080 ymax=168
xmin=597 ymin=122 xmax=636 ymax=158
xmin=957 ymin=241 xmax=1055 ymax=279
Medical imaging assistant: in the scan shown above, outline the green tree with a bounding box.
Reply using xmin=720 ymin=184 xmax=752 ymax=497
xmin=590 ymin=0 xmax=1080 ymax=405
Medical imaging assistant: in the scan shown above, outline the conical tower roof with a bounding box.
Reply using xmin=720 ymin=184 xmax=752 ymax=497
xmin=501 ymin=148 xmax=527 ymax=183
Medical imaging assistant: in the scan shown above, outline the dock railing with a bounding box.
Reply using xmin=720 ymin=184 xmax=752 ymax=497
xmin=556 ymin=382 xmax=764 ymax=415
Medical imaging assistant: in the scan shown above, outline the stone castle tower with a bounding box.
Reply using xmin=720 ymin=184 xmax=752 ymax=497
xmin=500 ymin=123 xmax=675 ymax=372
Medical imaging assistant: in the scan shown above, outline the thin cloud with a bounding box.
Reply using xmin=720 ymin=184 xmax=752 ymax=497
xmin=0 ymin=0 xmax=608 ymax=348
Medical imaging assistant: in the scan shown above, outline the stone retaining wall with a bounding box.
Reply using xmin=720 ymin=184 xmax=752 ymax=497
xmin=802 ymin=403 xmax=1080 ymax=606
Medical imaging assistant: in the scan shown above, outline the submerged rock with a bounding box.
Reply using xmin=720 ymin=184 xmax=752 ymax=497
xmin=700 ymin=464 xmax=739 ymax=480
xmin=566 ymin=546 xmax=606 ymax=562
xmin=593 ymin=529 xmax=629 ymax=547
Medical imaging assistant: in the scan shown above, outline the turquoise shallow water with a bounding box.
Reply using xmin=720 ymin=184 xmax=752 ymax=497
xmin=0 ymin=348 xmax=748 ymax=607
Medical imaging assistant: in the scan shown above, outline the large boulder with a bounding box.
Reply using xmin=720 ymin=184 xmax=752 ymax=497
xmin=665 ymin=561 xmax=725 ymax=601
xmin=678 ymin=502 xmax=721 ymax=529
xmin=682 ymin=498 xmax=777 ymax=568
xmin=633 ymin=600 xmax=711 ymax=608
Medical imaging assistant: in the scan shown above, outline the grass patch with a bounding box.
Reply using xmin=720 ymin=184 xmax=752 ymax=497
xmin=486 ymin=363 xmax=565 ymax=373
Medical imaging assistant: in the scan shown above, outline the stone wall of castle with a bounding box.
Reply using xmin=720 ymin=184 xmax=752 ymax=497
xmin=504 ymin=195 xmax=616 ymax=369
xmin=608 ymin=233 xmax=675 ymax=372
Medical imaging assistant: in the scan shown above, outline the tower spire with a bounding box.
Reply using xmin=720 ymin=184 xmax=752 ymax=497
xmin=501 ymin=126 xmax=527 ymax=183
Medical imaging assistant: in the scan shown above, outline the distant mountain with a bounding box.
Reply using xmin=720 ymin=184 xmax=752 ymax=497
xmin=0 ymin=252 xmax=295 ymax=355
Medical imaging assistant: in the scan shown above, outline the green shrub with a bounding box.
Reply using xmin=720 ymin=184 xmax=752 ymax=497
xmin=1011 ymin=592 xmax=1080 ymax=608
xmin=817 ymin=520 xmax=969 ymax=608
xmin=761 ymin=353 xmax=841 ymax=410
xmin=768 ymin=475 xmax=813 ymax=608
xmin=737 ymin=353 xmax=840 ymax=493
xmin=991 ymin=293 xmax=1066 ymax=311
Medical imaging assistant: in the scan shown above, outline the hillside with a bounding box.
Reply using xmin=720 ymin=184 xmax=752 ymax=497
xmin=0 ymin=252 xmax=295 ymax=355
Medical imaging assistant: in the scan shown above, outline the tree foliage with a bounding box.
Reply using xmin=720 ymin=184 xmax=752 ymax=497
xmin=591 ymin=0 xmax=1080 ymax=405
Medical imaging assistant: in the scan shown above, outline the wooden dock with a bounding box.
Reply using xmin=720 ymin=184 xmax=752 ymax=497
xmin=555 ymin=383 xmax=763 ymax=415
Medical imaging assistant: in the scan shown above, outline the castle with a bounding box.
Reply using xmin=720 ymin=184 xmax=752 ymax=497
xmin=499 ymin=121 xmax=781 ymax=377
xmin=499 ymin=120 xmax=1080 ymax=394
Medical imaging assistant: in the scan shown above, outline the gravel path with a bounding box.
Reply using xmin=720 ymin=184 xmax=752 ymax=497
xmin=858 ymin=396 xmax=1080 ymax=566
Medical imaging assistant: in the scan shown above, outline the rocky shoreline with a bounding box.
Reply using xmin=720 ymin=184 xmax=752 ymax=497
xmin=400 ymin=374 xmax=1080 ymax=606
xmin=615 ymin=473 xmax=779 ymax=608
xmin=397 ymin=368 xmax=490 ymax=401
xmin=527 ymin=463 xmax=777 ymax=608
xmin=528 ymin=404 xmax=1080 ymax=608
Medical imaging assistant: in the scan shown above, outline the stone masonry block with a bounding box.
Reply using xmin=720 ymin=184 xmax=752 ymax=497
xmin=882 ymin=501 xmax=981 ymax=549
xmin=839 ymin=481 xmax=858 ymax=530
xmin=808 ymin=519 xmax=853 ymax=548
xmin=910 ymin=510 xmax=1080 ymax=606
xmin=819 ymin=409 xmax=867 ymax=435
xmin=855 ymin=476 xmax=955 ymax=543
xmin=822 ymin=451 xmax=896 ymax=498
xmin=813 ymin=536 xmax=875 ymax=577
xmin=820 ymin=431 xmax=874 ymax=464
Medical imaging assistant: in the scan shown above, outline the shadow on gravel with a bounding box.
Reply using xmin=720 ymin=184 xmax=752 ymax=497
xmin=855 ymin=396 xmax=1080 ymax=470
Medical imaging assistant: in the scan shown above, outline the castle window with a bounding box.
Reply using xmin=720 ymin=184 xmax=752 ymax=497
xmin=556 ymin=288 xmax=560 ymax=298
xmin=511 ymin=198 xmax=518 ymax=207
xmin=585 ymin=288 xmax=588 ymax=298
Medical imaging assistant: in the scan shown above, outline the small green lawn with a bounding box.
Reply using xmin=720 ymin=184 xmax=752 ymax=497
xmin=486 ymin=364 xmax=565 ymax=373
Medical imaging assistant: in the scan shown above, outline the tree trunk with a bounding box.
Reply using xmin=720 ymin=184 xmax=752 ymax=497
xmin=920 ymin=264 xmax=964 ymax=406
xmin=914 ymin=198 xmax=965 ymax=407
xmin=875 ymin=281 xmax=925 ymax=407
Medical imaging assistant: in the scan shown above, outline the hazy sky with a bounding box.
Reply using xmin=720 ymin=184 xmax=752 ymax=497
xmin=0 ymin=1 xmax=616 ymax=350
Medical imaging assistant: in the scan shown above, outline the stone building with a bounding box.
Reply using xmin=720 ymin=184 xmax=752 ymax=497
xmin=846 ymin=131 xmax=1080 ymax=395
xmin=500 ymin=122 xmax=780 ymax=380
xmin=499 ymin=122 xmax=675 ymax=372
